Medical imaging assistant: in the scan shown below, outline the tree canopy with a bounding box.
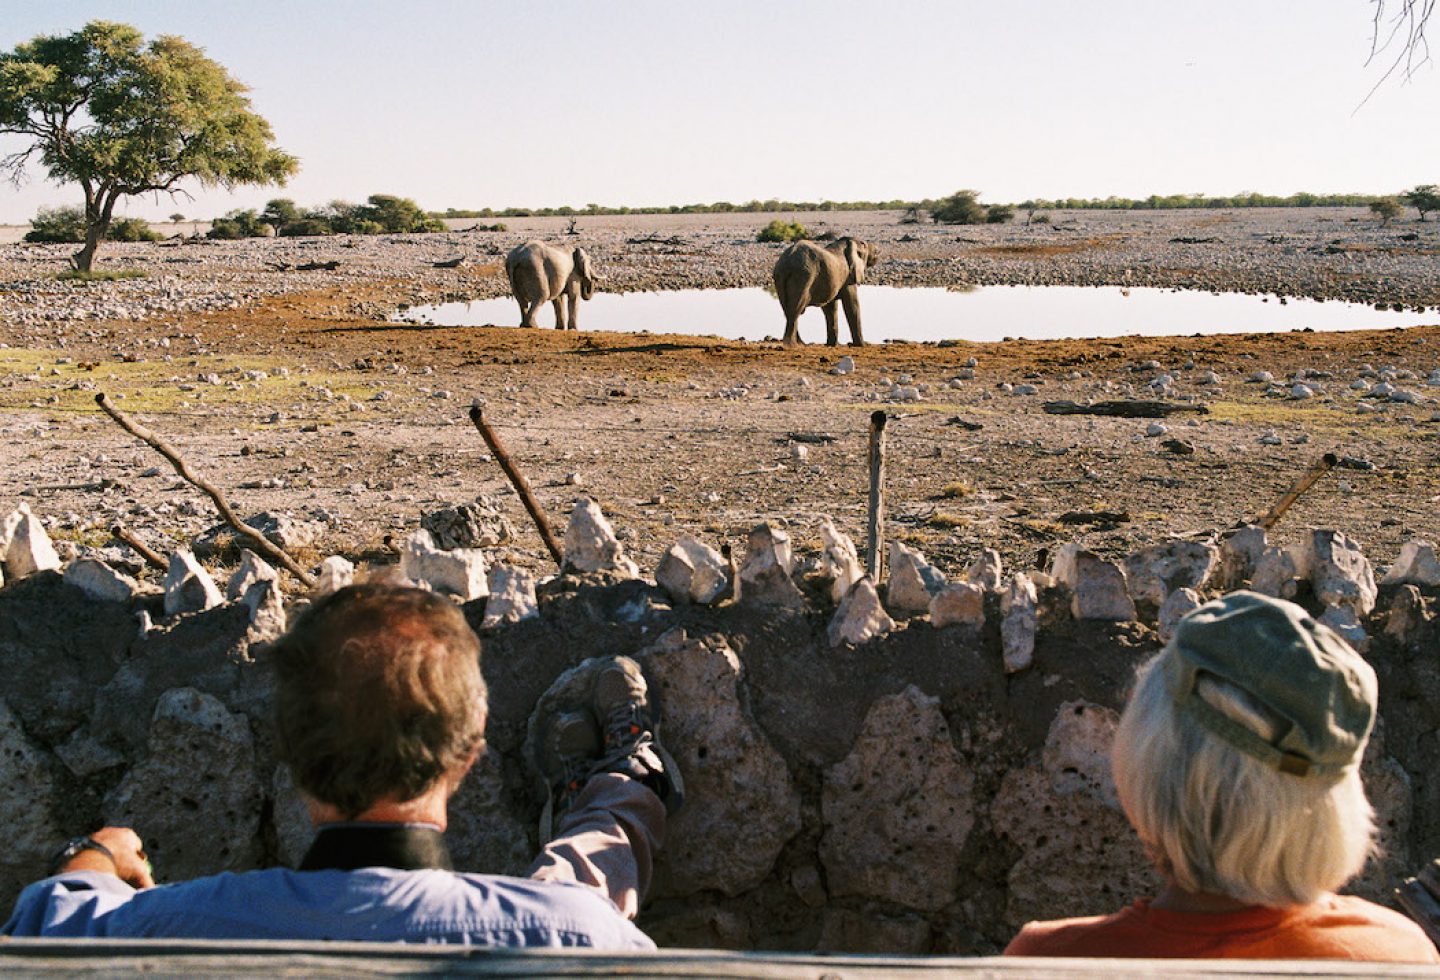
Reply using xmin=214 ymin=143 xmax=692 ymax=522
xmin=0 ymin=20 xmax=297 ymax=269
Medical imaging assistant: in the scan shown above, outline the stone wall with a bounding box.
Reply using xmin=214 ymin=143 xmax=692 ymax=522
xmin=0 ymin=556 xmax=1434 ymax=953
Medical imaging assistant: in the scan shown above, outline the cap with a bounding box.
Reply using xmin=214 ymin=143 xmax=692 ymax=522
xmin=1161 ymin=591 xmax=1377 ymax=780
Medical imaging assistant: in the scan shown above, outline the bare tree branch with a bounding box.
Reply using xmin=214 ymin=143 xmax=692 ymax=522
xmin=1358 ymin=0 xmax=1435 ymax=109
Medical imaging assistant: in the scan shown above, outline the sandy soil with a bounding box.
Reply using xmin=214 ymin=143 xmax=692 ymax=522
xmin=2 ymin=208 xmax=1439 ymax=585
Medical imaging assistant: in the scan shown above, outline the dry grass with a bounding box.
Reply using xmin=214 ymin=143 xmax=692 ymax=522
xmin=928 ymin=511 xmax=970 ymax=529
xmin=940 ymin=480 xmax=975 ymax=499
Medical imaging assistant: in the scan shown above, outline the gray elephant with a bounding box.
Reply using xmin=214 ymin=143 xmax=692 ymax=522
xmin=772 ymin=237 xmax=879 ymax=346
xmin=505 ymin=241 xmax=597 ymax=330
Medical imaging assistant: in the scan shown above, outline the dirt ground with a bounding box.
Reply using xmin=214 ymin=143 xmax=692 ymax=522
xmin=2 ymin=209 xmax=1439 ymax=583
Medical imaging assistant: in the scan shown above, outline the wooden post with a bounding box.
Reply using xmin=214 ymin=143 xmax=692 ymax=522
xmin=866 ymin=410 xmax=887 ymax=581
xmin=469 ymin=405 xmax=565 ymax=571
xmin=1256 ymin=452 xmax=1338 ymax=530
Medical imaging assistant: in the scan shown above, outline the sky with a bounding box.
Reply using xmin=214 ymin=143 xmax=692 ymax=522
xmin=1 ymin=0 xmax=1436 ymax=223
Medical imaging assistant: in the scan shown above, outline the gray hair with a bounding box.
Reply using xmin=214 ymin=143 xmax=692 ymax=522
xmin=1111 ymin=654 xmax=1376 ymax=906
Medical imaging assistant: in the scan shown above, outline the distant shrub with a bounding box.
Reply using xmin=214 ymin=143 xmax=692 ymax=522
xmin=985 ymin=204 xmax=1015 ymax=224
xmin=1402 ymin=184 xmax=1439 ymax=221
xmin=757 ymin=219 xmax=810 ymax=243
xmin=930 ymin=190 xmax=986 ymax=225
xmin=278 ymin=217 xmax=333 ymax=237
xmin=1031 ymin=213 xmax=1052 ymax=224
xmin=898 ymin=206 xmax=925 ymax=225
xmin=208 ymin=209 xmax=268 ymax=239
xmin=24 ymin=206 xmax=85 ymax=243
xmin=110 ymin=217 xmax=161 ymax=242
xmin=1370 ymin=198 xmax=1402 ymax=226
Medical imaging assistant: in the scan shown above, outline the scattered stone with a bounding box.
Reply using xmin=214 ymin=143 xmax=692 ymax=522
xmin=563 ymin=497 xmax=639 ymax=578
xmin=790 ymin=443 xmax=809 ymax=463
xmin=481 ymin=566 xmax=540 ymax=628
xmin=1198 ymin=370 xmax=1221 ymax=385
xmin=398 ymin=529 xmax=488 ymax=601
xmin=194 ymin=511 xmax=320 ymax=557
xmin=1250 ymin=546 xmax=1301 ymax=599
xmin=241 ymin=578 xmax=287 ymax=640
xmin=1290 ymin=383 xmax=1315 ymax=399
xmin=54 ymin=728 xmax=126 ymax=779
xmin=164 ymin=549 xmax=224 ymax=616
xmin=820 ymin=687 xmax=974 ymax=911
xmin=1145 ymin=422 xmax=1168 ymax=437
xmin=930 ymin=582 xmax=984 ymax=628
xmin=1258 ymin=431 xmax=1282 ymax=445
xmin=1216 ymin=525 xmax=1267 ymax=589
xmin=828 ymin=578 xmax=895 ymax=647
xmin=818 ymin=521 xmax=865 ymax=604
xmin=225 ymin=549 xmax=277 ymax=602
xmin=1158 ymin=587 xmax=1203 ymax=643
xmin=1300 ymin=530 xmax=1376 ymax=617
xmin=4 ymin=506 xmax=60 ymax=580
xmin=420 ymin=496 xmax=514 ymax=550
xmin=831 ymin=356 xmax=855 ymax=376
xmin=1052 ymin=544 xmax=1137 ymax=621
xmin=655 ymin=537 xmax=730 ymax=606
xmin=739 ymin=523 xmax=804 ymax=608
xmin=312 ymin=555 xmax=355 ymax=595
xmin=964 ymin=548 xmax=1004 ymax=592
xmin=1248 ymin=370 xmax=1275 ymax=384
xmin=1318 ymin=604 xmax=1369 ymax=652
xmin=1381 ymin=539 xmax=1440 ymax=587
xmin=1124 ymin=540 xmax=1218 ymax=608
xmin=64 ymin=559 xmax=141 ymax=603
xmin=1001 ymin=574 xmax=1038 ymax=674
xmin=886 ymin=541 xmax=946 ymax=613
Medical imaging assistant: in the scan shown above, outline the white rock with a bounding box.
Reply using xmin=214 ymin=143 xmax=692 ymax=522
xmin=562 ymin=497 xmax=639 ymax=577
xmin=482 ymin=565 xmax=540 ymax=627
xmin=1299 ymin=530 xmax=1376 ymax=617
xmin=242 ymin=578 xmax=287 ymax=640
xmin=1390 ymin=389 xmax=1420 ymax=404
xmin=1157 ymin=588 xmax=1203 ymax=643
xmin=1381 ymin=540 xmax=1440 ymax=587
xmin=0 ymin=505 xmax=27 ymax=556
xmin=1001 ymin=574 xmax=1038 ymax=674
xmin=1217 ymin=525 xmax=1268 ymax=590
xmin=164 ymin=549 xmax=224 ymax=616
xmin=655 ymin=537 xmax=729 ymax=605
xmin=1258 ymin=431 xmax=1282 ymax=445
xmin=1052 ymin=544 xmax=1136 ymax=621
xmin=312 ymin=555 xmax=355 ymax=596
xmin=1124 ymin=540 xmax=1218 ymax=607
xmin=964 ymin=548 xmax=1004 ymax=592
xmin=226 ymin=549 xmax=277 ymax=601
xmin=887 ymin=541 xmax=946 ymax=613
xmin=1318 ymin=604 xmax=1369 ymax=652
xmin=1199 ymin=370 xmax=1221 ymax=385
xmin=1248 ymin=370 xmax=1275 ymax=384
xmin=790 ymin=443 xmax=809 ymax=463
xmin=64 ymin=559 xmax=140 ymax=603
xmin=1145 ymin=422 xmax=1168 ymax=437
xmin=828 ymin=578 xmax=895 ymax=647
xmin=1290 ymin=383 xmax=1314 ymax=399
xmin=1251 ymin=546 xmax=1301 ymax=599
xmin=1385 ymin=585 xmax=1430 ymax=643
xmin=398 ymin=529 xmax=488 ymax=602
xmin=5 ymin=507 xmax=60 ymax=580
xmin=739 ymin=523 xmax=805 ymax=607
xmin=831 ymin=356 xmax=855 ymax=376
xmin=930 ymin=582 xmax=985 ymax=628
xmin=819 ymin=521 xmax=865 ymax=604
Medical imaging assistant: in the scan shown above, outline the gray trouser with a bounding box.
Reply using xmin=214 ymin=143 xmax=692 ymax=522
xmin=525 ymin=773 xmax=666 ymax=919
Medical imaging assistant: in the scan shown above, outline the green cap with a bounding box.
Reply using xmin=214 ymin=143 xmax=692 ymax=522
xmin=1161 ymin=591 xmax=1377 ymax=780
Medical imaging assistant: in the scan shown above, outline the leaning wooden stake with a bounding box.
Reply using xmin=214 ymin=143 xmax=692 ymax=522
xmin=94 ymin=393 xmax=316 ymax=587
xmin=111 ymin=524 xmax=168 ymax=573
xmin=1256 ymin=452 xmax=1338 ymax=530
xmin=469 ymin=404 xmax=565 ymax=570
xmin=866 ymin=410 xmax=888 ymax=581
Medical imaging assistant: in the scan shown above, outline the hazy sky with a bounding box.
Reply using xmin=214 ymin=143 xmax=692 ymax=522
xmin=1 ymin=1 xmax=1436 ymax=222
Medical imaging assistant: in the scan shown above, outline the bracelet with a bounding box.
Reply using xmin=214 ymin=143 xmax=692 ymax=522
xmin=47 ymin=836 xmax=116 ymax=877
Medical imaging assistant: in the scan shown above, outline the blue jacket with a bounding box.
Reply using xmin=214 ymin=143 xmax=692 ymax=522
xmin=3 ymin=868 xmax=655 ymax=948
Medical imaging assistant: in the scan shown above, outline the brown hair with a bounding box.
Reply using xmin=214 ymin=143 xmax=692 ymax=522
xmin=271 ymin=583 xmax=486 ymax=817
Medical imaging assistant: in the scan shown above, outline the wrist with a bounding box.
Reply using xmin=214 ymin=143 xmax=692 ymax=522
xmin=47 ymin=836 xmax=117 ymax=877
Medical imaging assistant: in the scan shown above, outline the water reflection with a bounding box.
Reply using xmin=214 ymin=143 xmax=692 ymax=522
xmin=393 ymin=286 xmax=1437 ymax=343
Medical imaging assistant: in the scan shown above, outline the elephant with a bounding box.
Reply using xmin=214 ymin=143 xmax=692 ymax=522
xmin=505 ymin=241 xmax=597 ymax=330
xmin=771 ymin=237 xmax=879 ymax=346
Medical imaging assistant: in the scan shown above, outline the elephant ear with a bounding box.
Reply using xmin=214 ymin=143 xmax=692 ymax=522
xmin=844 ymin=238 xmax=867 ymax=285
xmin=574 ymin=248 xmax=595 ymax=300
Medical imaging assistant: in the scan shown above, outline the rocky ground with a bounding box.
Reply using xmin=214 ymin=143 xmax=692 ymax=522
xmin=1 ymin=208 xmax=1439 ymax=584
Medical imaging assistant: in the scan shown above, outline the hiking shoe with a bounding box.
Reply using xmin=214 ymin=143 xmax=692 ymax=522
xmin=590 ymin=656 xmax=684 ymax=814
xmin=531 ymin=709 xmax=602 ymax=843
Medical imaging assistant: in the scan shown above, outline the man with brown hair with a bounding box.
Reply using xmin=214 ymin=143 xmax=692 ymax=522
xmin=3 ymin=583 xmax=678 ymax=946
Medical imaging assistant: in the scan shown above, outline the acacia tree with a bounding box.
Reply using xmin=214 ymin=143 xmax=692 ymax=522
xmin=0 ymin=21 xmax=297 ymax=271
xmin=1403 ymin=184 xmax=1440 ymax=220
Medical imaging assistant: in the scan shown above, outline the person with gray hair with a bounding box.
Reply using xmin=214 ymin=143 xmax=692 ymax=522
xmin=1006 ymin=590 xmax=1438 ymax=962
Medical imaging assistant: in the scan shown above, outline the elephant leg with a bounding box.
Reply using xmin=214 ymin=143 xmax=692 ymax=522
xmin=839 ymin=286 xmax=865 ymax=346
xmin=567 ymin=293 xmax=578 ymax=331
xmin=522 ymin=298 xmax=543 ymax=329
xmin=782 ymin=309 xmax=804 ymax=347
xmin=822 ymin=301 xmax=840 ymax=347
xmin=552 ymin=298 xmax=566 ymax=330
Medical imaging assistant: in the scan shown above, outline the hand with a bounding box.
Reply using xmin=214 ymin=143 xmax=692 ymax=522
xmin=59 ymin=827 xmax=155 ymax=889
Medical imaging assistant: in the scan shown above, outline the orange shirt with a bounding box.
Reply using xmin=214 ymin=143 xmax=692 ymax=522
xmin=1005 ymin=894 xmax=1439 ymax=963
